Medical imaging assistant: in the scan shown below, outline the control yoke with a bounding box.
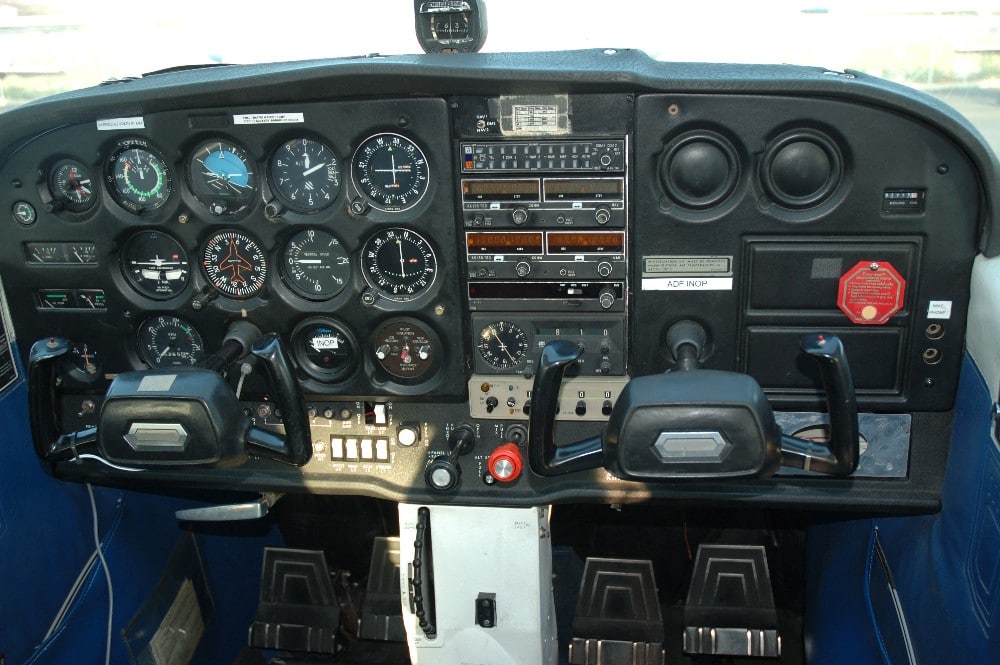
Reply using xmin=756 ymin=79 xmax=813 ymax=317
xmin=528 ymin=333 xmax=859 ymax=480
xmin=27 ymin=325 xmax=311 ymax=468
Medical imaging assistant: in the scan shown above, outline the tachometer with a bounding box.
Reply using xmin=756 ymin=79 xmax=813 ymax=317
xmin=201 ymin=230 xmax=267 ymax=299
xmin=121 ymin=230 xmax=189 ymax=300
xmin=351 ymin=133 xmax=429 ymax=212
xmin=106 ymin=139 xmax=173 ymax=213
xmin=361 ymin=227 xmax=436 ymax=301
xmin=49 ymin=159 xmax=97 ymax=212
xmin=280 ymin=228 xmax=351 ymax=300
xmin=269 ymin=138 xmax=341 ymax=212
xmin=137 ymin=315 xmax=204 ymax=368
xmin=187 ymin=139 xmax=257 ymax=215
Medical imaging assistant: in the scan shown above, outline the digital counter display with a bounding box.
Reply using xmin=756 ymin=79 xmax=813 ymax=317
xmin=462 ymin=179 xmax=540 ymax=202
xmin=544 ymin=178 xmax=624 ymax=201
xmin=467 ymin=232 xmax=544 ymax=255
xmin=546 ymin=232 xmax=625 ymax=254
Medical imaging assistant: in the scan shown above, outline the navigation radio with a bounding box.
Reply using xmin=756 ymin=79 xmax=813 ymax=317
xmin=460 ymin=138 xmax=631 ymax=421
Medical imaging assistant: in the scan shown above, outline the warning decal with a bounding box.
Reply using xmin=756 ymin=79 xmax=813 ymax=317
xmin=837 ymin=261 xmax=906 ymax=325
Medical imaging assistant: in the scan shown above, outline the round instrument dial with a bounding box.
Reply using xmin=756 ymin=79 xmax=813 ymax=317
xmin=373 ymin=319 xmax=437 ymax=381
xmin=49 ymin=159 xmax=97 ymax=212
xmin=121 ymin=230 xmax=190 ymax=300
xmin=188 ymin=139 xmax=257 ymax=215
xmin=106 ymin=140 xmax=173 ymax=213
xmin=352 ymin=133 xmax=429 ymax=212
xmin=280 ymin=228 xmax=351 ymax=300
xmin=477 ymin=321 xmax=529 ymax=369
xmin=201 ymin=230 xmax=267 ymax=299
xmin=269 ymin=138 xmax=341 ymax=212
xmin=137 ymin=315 xmax=204 ymax=368
xmin=361 ymin=227 xmax=436 ymax=301
xmin=291 ymin=318 xmax=359 ymax=383
xmin=61 ymin=342 xmax=102 ymax=384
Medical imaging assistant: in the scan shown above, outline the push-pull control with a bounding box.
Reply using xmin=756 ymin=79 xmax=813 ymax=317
xmin=425 ymin=424 xmax=477 ymax=492
xmin=487 ymin=443 xmax=524 ymax=482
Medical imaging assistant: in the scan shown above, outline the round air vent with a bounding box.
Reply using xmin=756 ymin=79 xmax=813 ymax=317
xmin=760 ymin=130 xmax=843 ymax=209
xmin=660 ymin=131 xmax=739 ymax=209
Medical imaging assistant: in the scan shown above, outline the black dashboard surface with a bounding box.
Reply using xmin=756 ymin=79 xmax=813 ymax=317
xmin=0 ymin=50 xmax=994 ymax=512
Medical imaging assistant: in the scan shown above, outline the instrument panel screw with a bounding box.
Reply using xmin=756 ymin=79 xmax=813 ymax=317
xmin=178 ymin=213 xmax=189 ymax=224
xmin=869 ymin=262 xmax=879 ymax=270
xmin=10 ymin=179 xmax=22 ymax=188
xmin=434 ymin=304 xmax=445 ymax=316
xmin=937 ymin=164 xmax=949 ymax=175
xmin=668 ymin=104 xmax=680 ymax=116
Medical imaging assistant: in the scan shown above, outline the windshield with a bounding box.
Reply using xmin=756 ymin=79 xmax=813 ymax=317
xmin=2 ymin=0 xmax=998 ymax=152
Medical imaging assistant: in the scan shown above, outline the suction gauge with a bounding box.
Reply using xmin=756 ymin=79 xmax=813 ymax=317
xmin=106 ymin=139 xmax=173 ymax=213
xmin=49 ymin=159 xmax=97 ymax=212
xmin=352 ymin=133 xmax=429 ymax=212
xmin=188 ymin=139 xmax=256 ymax=215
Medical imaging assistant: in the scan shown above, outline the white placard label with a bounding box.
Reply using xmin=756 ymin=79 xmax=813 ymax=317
xmin=138 ymin=374 xmax=177 ymax=392
xmin=97 ymin=117 xmax=145 ymax=131
xmin=233 ymin=112 xmax=304 ymax=125
xmin=927 ymin=300 xmax=953 ymax=319
xmin=642 ymin=277 xmax=734 ymax=291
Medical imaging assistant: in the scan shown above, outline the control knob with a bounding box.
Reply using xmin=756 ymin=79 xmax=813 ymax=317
xmin=515 ymin=261 xmax=532 ymax=278
xmin=599 ymin=287 xmax=616 ymax=310
xmin=511 ymin=206 xmax=530 ymax=226
xmin=597 ymin=261 xmax=613 ymax=277
xmin=487 ymin=443 xmax=523 ymax=482
xmin=594 ymin=206 xmax=612 ymax=225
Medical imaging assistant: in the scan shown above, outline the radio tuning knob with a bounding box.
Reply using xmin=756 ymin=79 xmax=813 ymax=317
xmin=594 ymin=206 xmax=612 ymax=225
xmin=511 ymin=206 xmax=530 ymax=226
xmin=515 ymin=261 xmax=532 ymax=278
xmin=599 ymin=287 xmax=616 ymax=310
xmin=597 ymin=261 xmax=613 ymax=277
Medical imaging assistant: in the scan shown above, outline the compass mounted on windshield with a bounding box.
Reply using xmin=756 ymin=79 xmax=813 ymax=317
xmin=414 ymin=0 xmax=488 ymax=53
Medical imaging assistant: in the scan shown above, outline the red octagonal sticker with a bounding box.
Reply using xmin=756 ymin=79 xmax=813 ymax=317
xmin=838 ymin=260 xmax=906 ymax=325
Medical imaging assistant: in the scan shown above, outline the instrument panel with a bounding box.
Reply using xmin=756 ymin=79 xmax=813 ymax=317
xmin=0 ymin=52 xmax=989 ymax=511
